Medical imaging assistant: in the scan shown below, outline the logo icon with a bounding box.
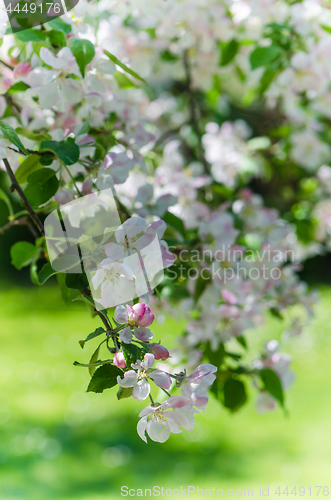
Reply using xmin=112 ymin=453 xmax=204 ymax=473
xmin=44 ymin=189 xmax=169 ymax=310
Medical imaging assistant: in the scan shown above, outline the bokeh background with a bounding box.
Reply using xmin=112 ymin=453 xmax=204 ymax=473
xmin=1 ymin=189 xmax=331 ymax=500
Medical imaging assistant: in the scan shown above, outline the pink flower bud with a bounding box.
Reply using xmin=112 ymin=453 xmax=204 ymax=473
xmin=151 ymin=344 xmax=170 ymax=361
xmin=133 ymin=303 xmax=155 ymax=327
xmin=82 ymin=177 xmax=93 ymax=195
xmin=0 ymin=77 xmax=11 ymax=95
xmin=113 ymin=352 xmax=126 ymax=369
xmin=55 ymin=189 xmax=75 ymax=205
xmin=13 ymin=62 xmax=31 ymax=80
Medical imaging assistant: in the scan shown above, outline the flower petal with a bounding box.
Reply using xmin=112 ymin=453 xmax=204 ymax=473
xmin=142 ymin=353 xmax=155 ymax=371
xmin=117 ymin=370 xmax=138 ymax=388
xmin=147 ymin=419 xmax=170 ymax=443
xmin=119 ymin=327 xmax=133 ymax=344
xmin=149 ymin=370 xmax=172 ymax=390
xmin=137 ymin=416 xmax=148 ymax=443
xmin=115 ymin=305 xmax=128 ymax=323
xmin=132 ymin=378 xmax=150 ymax=400
xmin=134 ymin=327 xmax=153 ymax=342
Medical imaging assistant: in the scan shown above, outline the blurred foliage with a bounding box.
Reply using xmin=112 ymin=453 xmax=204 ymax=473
xmin=0 ymin=285 xmax=331 ymax=499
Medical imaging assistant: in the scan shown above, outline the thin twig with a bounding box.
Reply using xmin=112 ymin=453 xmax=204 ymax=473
xmin=3 ymin=158 xmax=45 ymax=236
xmin=0 ymin=216 xmax=38 ymax=238
xmin=0 ymin=59 xmax=14 ymax=70
xmin=80 ymin=288 xmax=112 ymax=332
xmin=183 ymin=50 xmax=210 ymax=175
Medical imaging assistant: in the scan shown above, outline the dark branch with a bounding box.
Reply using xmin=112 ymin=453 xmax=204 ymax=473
xmin=0 ymin=216 xmax=39 ymax=238
xmin=3 ymin=158 xmax=45 ymax=236
xmin=183 ymin=50 xmax=210 ymax=175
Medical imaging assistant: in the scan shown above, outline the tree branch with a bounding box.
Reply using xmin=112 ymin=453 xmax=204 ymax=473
xmin=3 ymin=158 xmax=45 ymax=236
xmin=0 ymin=216 xmax=39 ymax=238
xmin=80 ymin=288 xmax=112 ymax=332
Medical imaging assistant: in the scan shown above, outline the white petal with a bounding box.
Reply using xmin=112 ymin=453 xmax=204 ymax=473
xmin=147 ymin=420 xmax=170 ymax=443
xmin=142 ymin=353 xmax=154 ymax=371
xmin=134 ymin=327 xmax=153 ymax=342
xmin=132 ymin=378 xmax=150 ymax=400
xmin=149 ymin=370 xmax=172 ymax=390
xmin=119 ymin=327 xmax=133 ymax=344
xmin=114 ymin=305 xmax=128 ymax=323
xmin=117 ymin=370 xmax=138 ymax=388
xmin=137 ymin=416 xmax=148 ymax=443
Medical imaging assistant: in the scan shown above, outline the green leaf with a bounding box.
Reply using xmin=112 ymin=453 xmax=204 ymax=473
xmin=40 ymin=139 xmax=79 ymax=165
xmin=0 ymin=187 xmax=14 ymax=217
xmin=205 ymin=342 xmax=225 ymax=369
xmin=47 ymin=18 xmax=72 ymax=35
xmin=260 ymin=368 xmax=284 ymax=407
xmin=236 ymin=336 xmax=247 ymax=350
xmin=249 ymin=45 xmax=282 ymax=70
xmin=69 ymin=37 xmax=95 ymax=77
xmin=88 ymin=345 xmax=101 ymax=376
xmin=56 ymin=273 xmax=72 ymax=306
xmin=39 ymin=262 xmax=57 ymax=284
xmin=24 ymin=168 xmax=59 ymax=206
xmin=122 ymin=342 xmax=142 ymax=366
xmin=79 ymin=327 xmax=106 ymax=349
xmin=104 ymin=50 xmax=146 ymax=83
xmin=194 ymin=271 xmax=212 ymax=304
xmin=87 ymin=364 xmax=123 ymax=394
xmin=117 ymin=386 xmax=133 ymax=400
xmin=73 ymin=359 xmax=111 ymax=369
xmin=15 ymin=155 xmax=43 ymax=184
xmin=0 ymin=121 xmax=28 ymax=154
xmin=113 ymin=71 xmax=137 ymax=89
xmin=223 ymin=377 xmax=247 ymax=411
xmin=7 ymin=82 xmax=30 ymax=94
xmin=163 ymin=211 xmax=186 ymax=239
xmin=321 ymin=25 xmax=331 ymax=34
xmin=16 ymin=128 xmax=52 ymax=141
xmin=65 ymin=273 xmax=89 ymax=290
xmin=30 ymin=262 xmax=40 ymax=285
xmin=10 ymin=241 xmax=40 ymax=270
xmin=15 ymin=29 xmax=46 ymax=42
xmin=47 ymin=30 xmax=66 ymax=48
xmin=220 ymin=39 xmax=239 ymax=66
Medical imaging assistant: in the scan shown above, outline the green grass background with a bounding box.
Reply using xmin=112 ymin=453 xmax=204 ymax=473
xmin=0 ymin=283 xmax=330 ymax=500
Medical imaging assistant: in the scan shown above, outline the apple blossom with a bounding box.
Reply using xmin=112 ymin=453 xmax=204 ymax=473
xmin=117 ymin=353 xmax=172 ymax=400
xmin=113 ymin=352 xmax=127 ymax=369
xmin=137 ymin=396 xmax=198 ymax=443
xmin=178 ymin=364 xmax=217 ymax=410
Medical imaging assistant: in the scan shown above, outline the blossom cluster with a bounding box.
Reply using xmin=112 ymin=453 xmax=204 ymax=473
xmin=0 ymin=0 xmax=327 ymax=437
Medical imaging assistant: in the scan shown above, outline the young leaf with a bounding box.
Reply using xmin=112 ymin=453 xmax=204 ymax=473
xmin=15 ymin=154 xmax=42 ymax=184
xmin=57 ymin=273 xmax=72 ymax=306
xmin=79 ymin=327 xmax=106 ymax=349
xmin=194 ymin=271 xmax=212 ymax=304
xmin=0 ymin=121 xmax=28 ymax=154
xmin=7 ymin=82 xmax=30 ymax=94
xmin=249 ymin=45 xmax=282 ymax=70
xmin=122 ymin=343 xmax=142 ymax=366
xmin=10 ymin=241 xmax=40 ymax=270
xmin=113 ymin=71 xmax=137 ymax=89
xmin=163 ymin=211 xmax=186 ymax=239
xmin=39 ymin=262 xmax=57 ymax=284
xmin=0 ymin=187 xmax=14 ymax=217
xmin=47 ymin=18 xmax=72 ymax=35
xmin=260 ymin=368 xmax=284 ymax=407
xmin=40 ymin=139 xmax=79 ymax=165
xmin=24 ymin=168 xmax=59 ymax=206
xmin=88 ymin=345 xmax=101 ymax=376
xmin=87 ymin=364 xmax=123 ymax=394
xmin=15 ymin=29 xmax=47 ymax=42
xmin=69 ymin=37 xmax=95 ymax=77
xmin=117 ymin=386 xmax=133 ymax=400
xmin=220 ymin=39 xmax=239 ymax=66
xmin=204 ymin=342 xmax=225 ymax=369
xmin=65 ymin=273 xmax=89 ymax=290
xmin=104 ymin=50 xmax=146 ymax=83
xmin=223 ymin=377 xmax=247 ymax=411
